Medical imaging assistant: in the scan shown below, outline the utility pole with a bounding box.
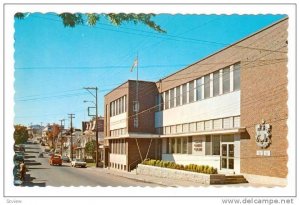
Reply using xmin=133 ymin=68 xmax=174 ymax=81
xmin=59 ymin=119 xmax=65 ymax=156
xmin=68 ymin=114 xmax=75 ymax=161
xmin=83 ymin=87 xmax=99 ymax=167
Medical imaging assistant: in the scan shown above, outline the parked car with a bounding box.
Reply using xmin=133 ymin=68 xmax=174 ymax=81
xmin=44 ymin=147 xmax=50 ymax=153
xmin=48 ymin=152 xmax=54 ymax=158
xmin=33 ymin=140 xmax=39 ymax=144
xmin=38 ymin=152 xmax=44 ymax=158
xmin=62 ymin=156 xmax=70 ymax=163
xmin=71 ymin=159 xmax=87 ymax=168
xmin=41 ymin=142 xmax=45 ymax=146
xmin=13 ymin=153 xmax=24 ymax=164
xmin=49 ymin=155 xmax=62 ymax=166
xmin=19 ymin=144 xmax=25 ymax=152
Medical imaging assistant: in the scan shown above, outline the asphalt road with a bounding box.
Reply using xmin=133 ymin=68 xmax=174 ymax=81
xmin=22 ymin=139 xmax=159 ymax=187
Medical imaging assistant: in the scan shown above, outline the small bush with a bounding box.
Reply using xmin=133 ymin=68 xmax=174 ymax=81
xmin=142 ymin=159 xmax=217 ymax=174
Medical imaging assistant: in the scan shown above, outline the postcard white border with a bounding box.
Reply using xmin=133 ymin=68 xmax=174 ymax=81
xmin=2 ymin=2 xmax=297 ymax=199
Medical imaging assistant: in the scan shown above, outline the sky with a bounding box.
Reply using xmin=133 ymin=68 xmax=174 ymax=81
xmin=14 ymin=13 xmax=286 ymax=129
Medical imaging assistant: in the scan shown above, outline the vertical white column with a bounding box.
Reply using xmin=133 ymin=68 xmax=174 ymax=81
xmin=219 ymin=69 xmax=223 ymax=95
xmin=230 ymin=65 xmax=234 ymax=92
xmin=210 ymin=73 xmax=214 ymax=98
xmin=201 ymin=77 xmax=204 ymax=100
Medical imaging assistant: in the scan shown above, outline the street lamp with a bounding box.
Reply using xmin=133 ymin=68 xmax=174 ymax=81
xmin=83 ymin=87 xmax=99 ymax=168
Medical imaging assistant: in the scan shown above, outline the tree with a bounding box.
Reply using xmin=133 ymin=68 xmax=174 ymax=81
xmin=14 ymin=125 xmax=29 ymax=145
xmin=47 ymin=124 xmax=60 ymax=148
xmin=85 ymin=140 xmax=96 ymax=160
xmin=14 ymin=12 xmax=166 ymax=33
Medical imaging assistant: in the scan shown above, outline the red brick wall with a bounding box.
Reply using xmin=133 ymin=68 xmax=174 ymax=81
xmin=127 ymin=138 xmax=161 ymax=170
xmin=157 ymin=18 xmax=288 ymax=178
xmin=127 ymin=81 xmax=158 ymax=133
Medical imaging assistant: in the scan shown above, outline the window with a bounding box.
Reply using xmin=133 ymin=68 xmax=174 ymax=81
xmin=170 ymin=88 xmax=174 ymax=108
xmin=182 ymin=84 xmax=187 ymax=105
xmin=196 ymin=78 xmax=202 ymax=101
xmin=165 ymin=91 xmax=169 ymax=109
xmin=124 ymin=95 xmax=127 ymax=112
xmin=116 ymin=99 xmax=119 ymax=115
xmin=155 ymin=94 xmax=160 ymax=111
xmin=183 ymin=123 xmax=189 ymax=133
xmin=204 ymin=74 xmax=210 ymax=99
xmin=118 ymin=99 xmax=121 ymax=115
xmin=223 ymin=67 xmax=230 ymax=93
xmin=233 ymin=63 xmax=240 ymax=91
xmin=176 ymin=86 xmax=181 ymax=106
xmin=213 ymin=71 xmax=220 ymax=97
xmin=205 ymin=135 xmax=211 ymax=155
xmin=120 ymin=97 xmax=123 ymax=113
xmin=168 ymin=138 xmax=172 ymax=154
xmin=176 ymin=124 xmax=182 ymax=133
xmin=212 ymin=136 xmax=220 ymax=155
xmin=160 ymin=93 xmax=164 ymax=110
xmin=110 ymin=102 xmax=113 ymax=116
xmin=176 ymin=138 xmax=181 ymax=154
xmin=189 ymin=81 xmax=194 ymax=103
xmin=182 ymin=137 xmax=187 ymax=154
xmin=171 ymin=125 xmax=176 ymax=134
xmin=171 ymin=138 xmax=176 ymax=153
xmin=187 ymin=137 xmax=193 ymax=154
xmin=112 ymin=101 xmax=115 ymax=116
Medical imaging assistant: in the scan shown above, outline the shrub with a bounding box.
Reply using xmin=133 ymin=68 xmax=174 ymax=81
xmin=142 ymin=159 xmax=217 ymax=174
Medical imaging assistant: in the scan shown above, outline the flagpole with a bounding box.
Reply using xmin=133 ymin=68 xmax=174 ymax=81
xmin=136 ymin=52 xmax=139 ymax=105
xmin=136 ymin=52 xmax=139 ymax=128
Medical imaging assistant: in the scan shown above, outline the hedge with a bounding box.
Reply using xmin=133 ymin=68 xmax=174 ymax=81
xmin=141 ymin=159 xmax=218 ymax=174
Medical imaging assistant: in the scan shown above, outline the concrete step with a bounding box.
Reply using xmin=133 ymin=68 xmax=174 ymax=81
xmin=224 ymin=175 xmax=248 ymax=184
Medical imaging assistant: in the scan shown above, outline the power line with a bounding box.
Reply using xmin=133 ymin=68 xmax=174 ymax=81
xmin=30 ymin=14 xmax=286 ymax=54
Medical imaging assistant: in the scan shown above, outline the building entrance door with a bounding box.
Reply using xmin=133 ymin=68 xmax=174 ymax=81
xmin=221 ymin=143 xmax=234 ymax=170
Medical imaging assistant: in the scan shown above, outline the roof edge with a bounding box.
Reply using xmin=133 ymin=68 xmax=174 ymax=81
xmin=157 ymin=16 xmax=288 ymax=82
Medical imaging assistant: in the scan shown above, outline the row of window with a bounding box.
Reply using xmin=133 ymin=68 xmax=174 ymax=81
xmin=156 ymin=116 xmax=240 ymax=135
xmin=110 ymin=95 xmax=127 ymax=117
xmin=157 ymin=63 xmax=240 ymax=111
xmin=110 ymin=128 xmax=126 ymax=137
xmin=110 ymin=139 xmax=126 ymax=154
xmin=163 ymin=135 xmax=234 ymax=155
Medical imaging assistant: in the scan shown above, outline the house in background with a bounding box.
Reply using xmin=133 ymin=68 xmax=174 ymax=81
xmin=75 ymin=117 xmax=104 ymax=162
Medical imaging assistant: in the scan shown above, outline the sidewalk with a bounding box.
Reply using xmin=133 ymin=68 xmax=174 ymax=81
xmin=100 ymin=168 xmax=269 ymax=187
xmin=104 ymin=168 xmax=211 ymax=187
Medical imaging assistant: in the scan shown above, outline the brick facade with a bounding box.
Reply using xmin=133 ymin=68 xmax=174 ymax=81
xmin=104 ymin=18 xmax=288 ymax=178
xmin=156 ymin=18 xmax=288 ymax=178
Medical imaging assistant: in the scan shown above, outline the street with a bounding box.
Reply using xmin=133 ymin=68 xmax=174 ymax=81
xmin=22 ymin=139 xmax=159 ymax=187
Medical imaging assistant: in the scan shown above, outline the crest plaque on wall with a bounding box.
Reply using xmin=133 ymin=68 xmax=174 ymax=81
xmin=255 ymin=120 xmax=272 ymax=148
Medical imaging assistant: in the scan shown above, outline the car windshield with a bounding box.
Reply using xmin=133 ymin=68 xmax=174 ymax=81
xmin=76 ymin=159 xmax=84 ymax=162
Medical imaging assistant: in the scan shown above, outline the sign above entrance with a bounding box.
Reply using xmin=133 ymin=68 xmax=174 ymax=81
xmin=193 ymin=139 xmax=203 ymax=152
xmin=255 ymin=120 xmax=272 ymax=148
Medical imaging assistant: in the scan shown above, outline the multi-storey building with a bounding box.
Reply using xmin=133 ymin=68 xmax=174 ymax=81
xmin=104 ymin=17 xmax=288 ymax=185
xmin=104 ymin=80 xmax=161 ymax=171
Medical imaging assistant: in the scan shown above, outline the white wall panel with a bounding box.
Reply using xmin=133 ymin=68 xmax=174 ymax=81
xmin=109 ymin=154 xmax=126 ymax=165
xmin=155 ymin=91 xmax=240 ymax=128
xmin=110 ymin=112 xmax=127 ymax=130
